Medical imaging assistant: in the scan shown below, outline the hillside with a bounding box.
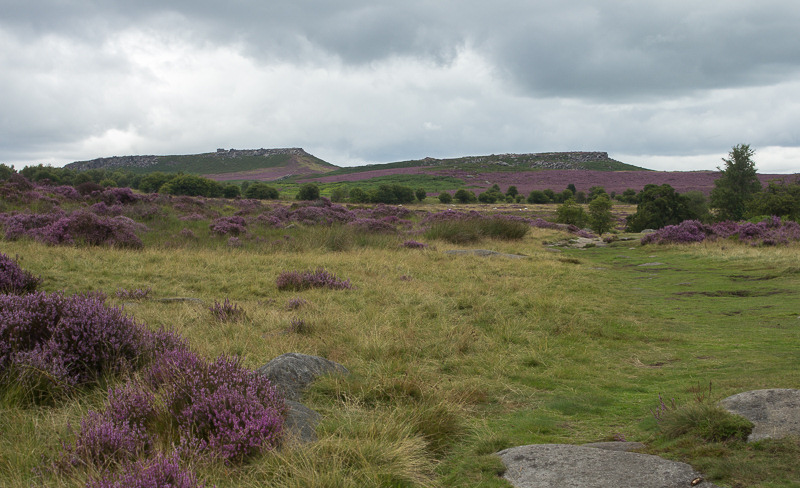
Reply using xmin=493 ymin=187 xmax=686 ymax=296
xmin=65 ymin=148 xmax=338 ymax=179
xmin=322 ymin=151 xmax=647 ymax=177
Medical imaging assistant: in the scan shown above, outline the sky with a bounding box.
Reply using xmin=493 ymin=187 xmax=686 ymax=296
xmin=1 ymin=1 xmax=799 ymax=173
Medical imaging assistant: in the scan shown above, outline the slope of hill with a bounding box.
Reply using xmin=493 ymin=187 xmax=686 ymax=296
xmin=323 ymin=151 xmax=647 ymax=177
xmin=66 ymin=148 xmax=337 ymax=179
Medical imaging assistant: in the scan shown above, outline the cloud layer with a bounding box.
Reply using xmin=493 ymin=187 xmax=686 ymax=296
xmin=2 ymin=1 xmax=799 ymax=172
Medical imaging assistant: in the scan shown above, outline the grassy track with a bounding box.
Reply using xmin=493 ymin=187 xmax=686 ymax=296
xmin=1 ymin=230 xmax=798 ymax=487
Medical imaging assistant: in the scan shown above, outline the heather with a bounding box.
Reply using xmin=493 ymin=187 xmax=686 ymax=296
xmin=276 ymin=268 xmax=352 ymax=291
xmin=0 ymin=252 xmax=41 ymax=294
xmin=642 ymin=217 xmax=800 ymax=246
xmin=0 ymin=292 xmax=167 ymax=404
xmin=2 ymin=170 xmax=800 ymax=487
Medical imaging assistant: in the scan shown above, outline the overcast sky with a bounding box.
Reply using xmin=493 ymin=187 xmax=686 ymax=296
xmin=2 ymin=1 xmax=799 ymax=173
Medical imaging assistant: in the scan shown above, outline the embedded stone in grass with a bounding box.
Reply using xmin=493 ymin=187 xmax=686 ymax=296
xmin=257 ymin=353 xmax=349 ymax=402
xmin=443 ymin=249 xmax=527 ymax=259
xmin=720 ymin=389 xmax=800 ymax=442
xmin=497 ymin=444 xmax=720 ymax=488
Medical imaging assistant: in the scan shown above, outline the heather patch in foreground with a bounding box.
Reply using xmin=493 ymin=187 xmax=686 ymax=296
xmin=0 ymin=292 xmax=182 ymax=405
xmin=0 ymin=252 xmax=41 ymax=294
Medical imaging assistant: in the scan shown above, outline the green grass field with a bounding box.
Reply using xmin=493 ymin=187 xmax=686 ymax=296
xmin=1 ymin=211 xmax=798 ymax=487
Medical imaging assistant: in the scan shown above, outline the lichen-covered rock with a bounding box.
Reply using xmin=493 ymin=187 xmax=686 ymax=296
xmin=720 ymin=389 xmax=800 ymax=442
xmin=257 ymin=352 xmax=349 ymax=402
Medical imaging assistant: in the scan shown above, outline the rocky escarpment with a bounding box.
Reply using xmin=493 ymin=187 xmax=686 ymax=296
xmin=66 ymin=147 xmax=310 ymax=171
xmin=419 ymin=151 xmax=631 ymax=170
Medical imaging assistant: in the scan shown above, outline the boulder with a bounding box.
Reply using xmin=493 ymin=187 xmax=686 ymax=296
xmin=581 ymin=441 xmax=646 ymax=452
xmin=283 ymin=400 xmax=321 ymax=444
xmin=258 ymin=352 xmax=349 ymax=402
xmin=720 ymin=389 xmax=800 ymax=442
xmin=497 ymin=444 xmax=718 ymax=488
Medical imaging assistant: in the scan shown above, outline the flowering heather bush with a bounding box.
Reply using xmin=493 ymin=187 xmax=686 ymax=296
xmin=641 ymin=220 xmax=712 ymax=245
xmin=145 ymin=350 xmax=285 ymax=462
xmin=90 ymin=202 xmax=124 ymax=216
xmin=227 ymin=236 xmax=242 ymax=248
xmin=208 ymin=298 xmax=246 ymax=322
xmin=276 ymin=268 xmax=353 ymax=291
xmin=98 ymin=187 xmax=141 ymax=205
xmin=1 ymin=210 xmax=66 ymax=240
xmin=0 ymin=252 xmax=41 ymax=294
xmin=0 ymin=292 xmax=156 ymax=403
xmin=86 ymin=453 xmax=205 ymax=488
xmin=30 ymin=211 xmax=145 ymax=248
xmin=209 ymin=216 xmax=247 ymax=236
xmin=114 ymin=287 xmax=152 ymax=301
xmin=347 ymin=217 xmax=397 ymax=233
xmin=63 ymin=410 xmax=152 ymax=469
xmin=400 ymin=240 xmax=428 ymax=249
xmin=48 ymin=185 xmax=82 ymax=201
xmin=643 ymin=217 xmax=800 ymax=246
xmin=355 ymin=203 xmax=413 ymax=219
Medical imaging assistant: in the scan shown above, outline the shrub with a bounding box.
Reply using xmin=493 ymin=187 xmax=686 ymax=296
xmin=285 ymin=297 xmax=308 ymax=310
xmin=400 ymin=240 xmax=428 ymax=249
xmin=415 ymin=188 xmax=427 ymax=202
xmin=438 ymin=192 xmax=453 ymax=204
xmin=453 ymin=189 xmax=477 ymax=204
xmin=209 ymin=298 xmax=246 ymax=322
xmin=555 ymin=198 xmax=587 ymax=227
xmin=20 ymin=211 xmax=145 ymax=248
xmin=276 ymin=268 xmax=352 ymax=291
xmin=209 ymin=216 xmax=247 ymax=236
xmin=296 ymin=183 xmax=320 ymax=201
xmin=144 ymin=350 xmax=286 ymax=462
xmin=244 ymin=183 xmax=279 ymax=200
xmin=87 ymin=453 xmax=205 ymax=488
xmin=0 ymin=252 xmax=41 ymax=294
xmin=0 ymin=292 xmax=154 ymax=403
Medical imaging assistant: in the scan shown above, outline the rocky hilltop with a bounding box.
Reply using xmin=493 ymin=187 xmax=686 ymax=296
xmin=66 ymin=148 xmax=312 ymax=171
xmin=416 ymin=151 xmax=631 ymax=170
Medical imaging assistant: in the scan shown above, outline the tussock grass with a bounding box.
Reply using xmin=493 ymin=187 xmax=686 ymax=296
xmin=2 ymin=226 xmax=800 ymax=486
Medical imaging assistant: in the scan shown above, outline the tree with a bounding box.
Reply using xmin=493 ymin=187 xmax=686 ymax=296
xmin=588 ymin=194 xmax=614 ymax=235
xmin=453 ymin=189 xmax=477 ymax=203
xmin=625 ymin=184 xmax=696 ymax=232
xmin=159 ymin=174 xmax=223 ymax=197
xmin=244 ymin=182 xmax=279 ymax=200
xmin=478 ymin=191 xmax=498 ymax=203
xmin=506 ymin=185 xmax=519 ymax=198
xmin=438 ymin=192 xmax=453 ymax=204
xmin=526 ymin=190 xmax=549 ymax=204
xmin=747 ymin=179 xmax=800 ymax=221
xmin=710 ymin=144 xmax=761 ymax=221
xmin=296 ymin=183 xmax=320 ymax=201
xmin=415 ymin=188 xmax=427 ymax=202
xmin=555 ymin=198 xmax=587 ymax=227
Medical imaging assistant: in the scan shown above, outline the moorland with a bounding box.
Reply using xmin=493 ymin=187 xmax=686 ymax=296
xmin=1 ymin=150 xmax=799 ymax=487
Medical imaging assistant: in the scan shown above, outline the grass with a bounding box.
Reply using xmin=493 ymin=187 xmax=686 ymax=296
xmin=1 ymin=213 xmax=799 ymax=486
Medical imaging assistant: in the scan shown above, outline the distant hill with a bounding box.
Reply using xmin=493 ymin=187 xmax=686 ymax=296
xmin=65 ymin=148 xmax=338 ymax=180
xmin=65 ymin=149 xmax=646 ymax=182
xmin=323 ymin=151 xmax=647 ymax=177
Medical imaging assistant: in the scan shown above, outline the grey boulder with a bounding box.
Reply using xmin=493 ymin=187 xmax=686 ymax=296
xmin=258 ymin=352 xmax=349 ymax=402
xmin=497 ymin=444 xmax=718 ymax=488
xmin=720 ymin=389 xmax=800 ymax=442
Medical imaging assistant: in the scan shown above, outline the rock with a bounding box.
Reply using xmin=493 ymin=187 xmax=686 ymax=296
xmin=283 ymin=400 xmax=321 ymax=444
xmin=497 ymin=444 xmax=718 ymax=488
xmin=258 ymin=352 xmax=349 ymax=402
xmin=638 ymin=262 xmax=665 ymax=267
xmin=582 ymin=441 xmax=646 ymax=452
xmin=444 ymin=249 xmax=527 ymax=259
xmin=720 ymin=389 xmax=800 ymax=442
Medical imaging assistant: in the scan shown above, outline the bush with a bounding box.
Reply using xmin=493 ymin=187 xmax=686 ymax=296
xmin=453 ymin=189 xmax=477 ymax=204
xmin=438 ymin=192 xmax=453 ymax=204
xmin=209 ymin=216 xmax=247 ymax=236
xmin=276 ymin=268 xmax=352 ymax=291
xmin=555 ymin=199 xmax=587 ymax=227
xmin=0 ymin=252 xmax=41 ymax=294
xmin=527 ymin=190 xmax=550 ymax=204
xmin=209 ymin=298 xmax=246 ymax=322
xmin=296 ymin=183 xmax=320 ymax=201
xmin=415 ymin=188 xmax=427 ymax=202
xmin=0 ymin=292 xmax=156 ymax=403
xmin=244 ymin=183 xmax=279 ymax=200
xmin=87 ymin=453 xmax=205 ymax=488
xmin=13 ymin=210 xmax=146 ymax=248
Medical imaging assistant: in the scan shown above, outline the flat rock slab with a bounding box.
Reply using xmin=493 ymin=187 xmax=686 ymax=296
xmin=444 ymin=249 xmax=527 ymax=259
xmin=582 ymin=441 xmax=646 ymax=452
xmin=257 ymin=352 xmax=349 ymax=402
xmin=720 ymin=389 xmax=800 ymax=442
xmin=497 ymin=444 xmax=718 ymax=488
